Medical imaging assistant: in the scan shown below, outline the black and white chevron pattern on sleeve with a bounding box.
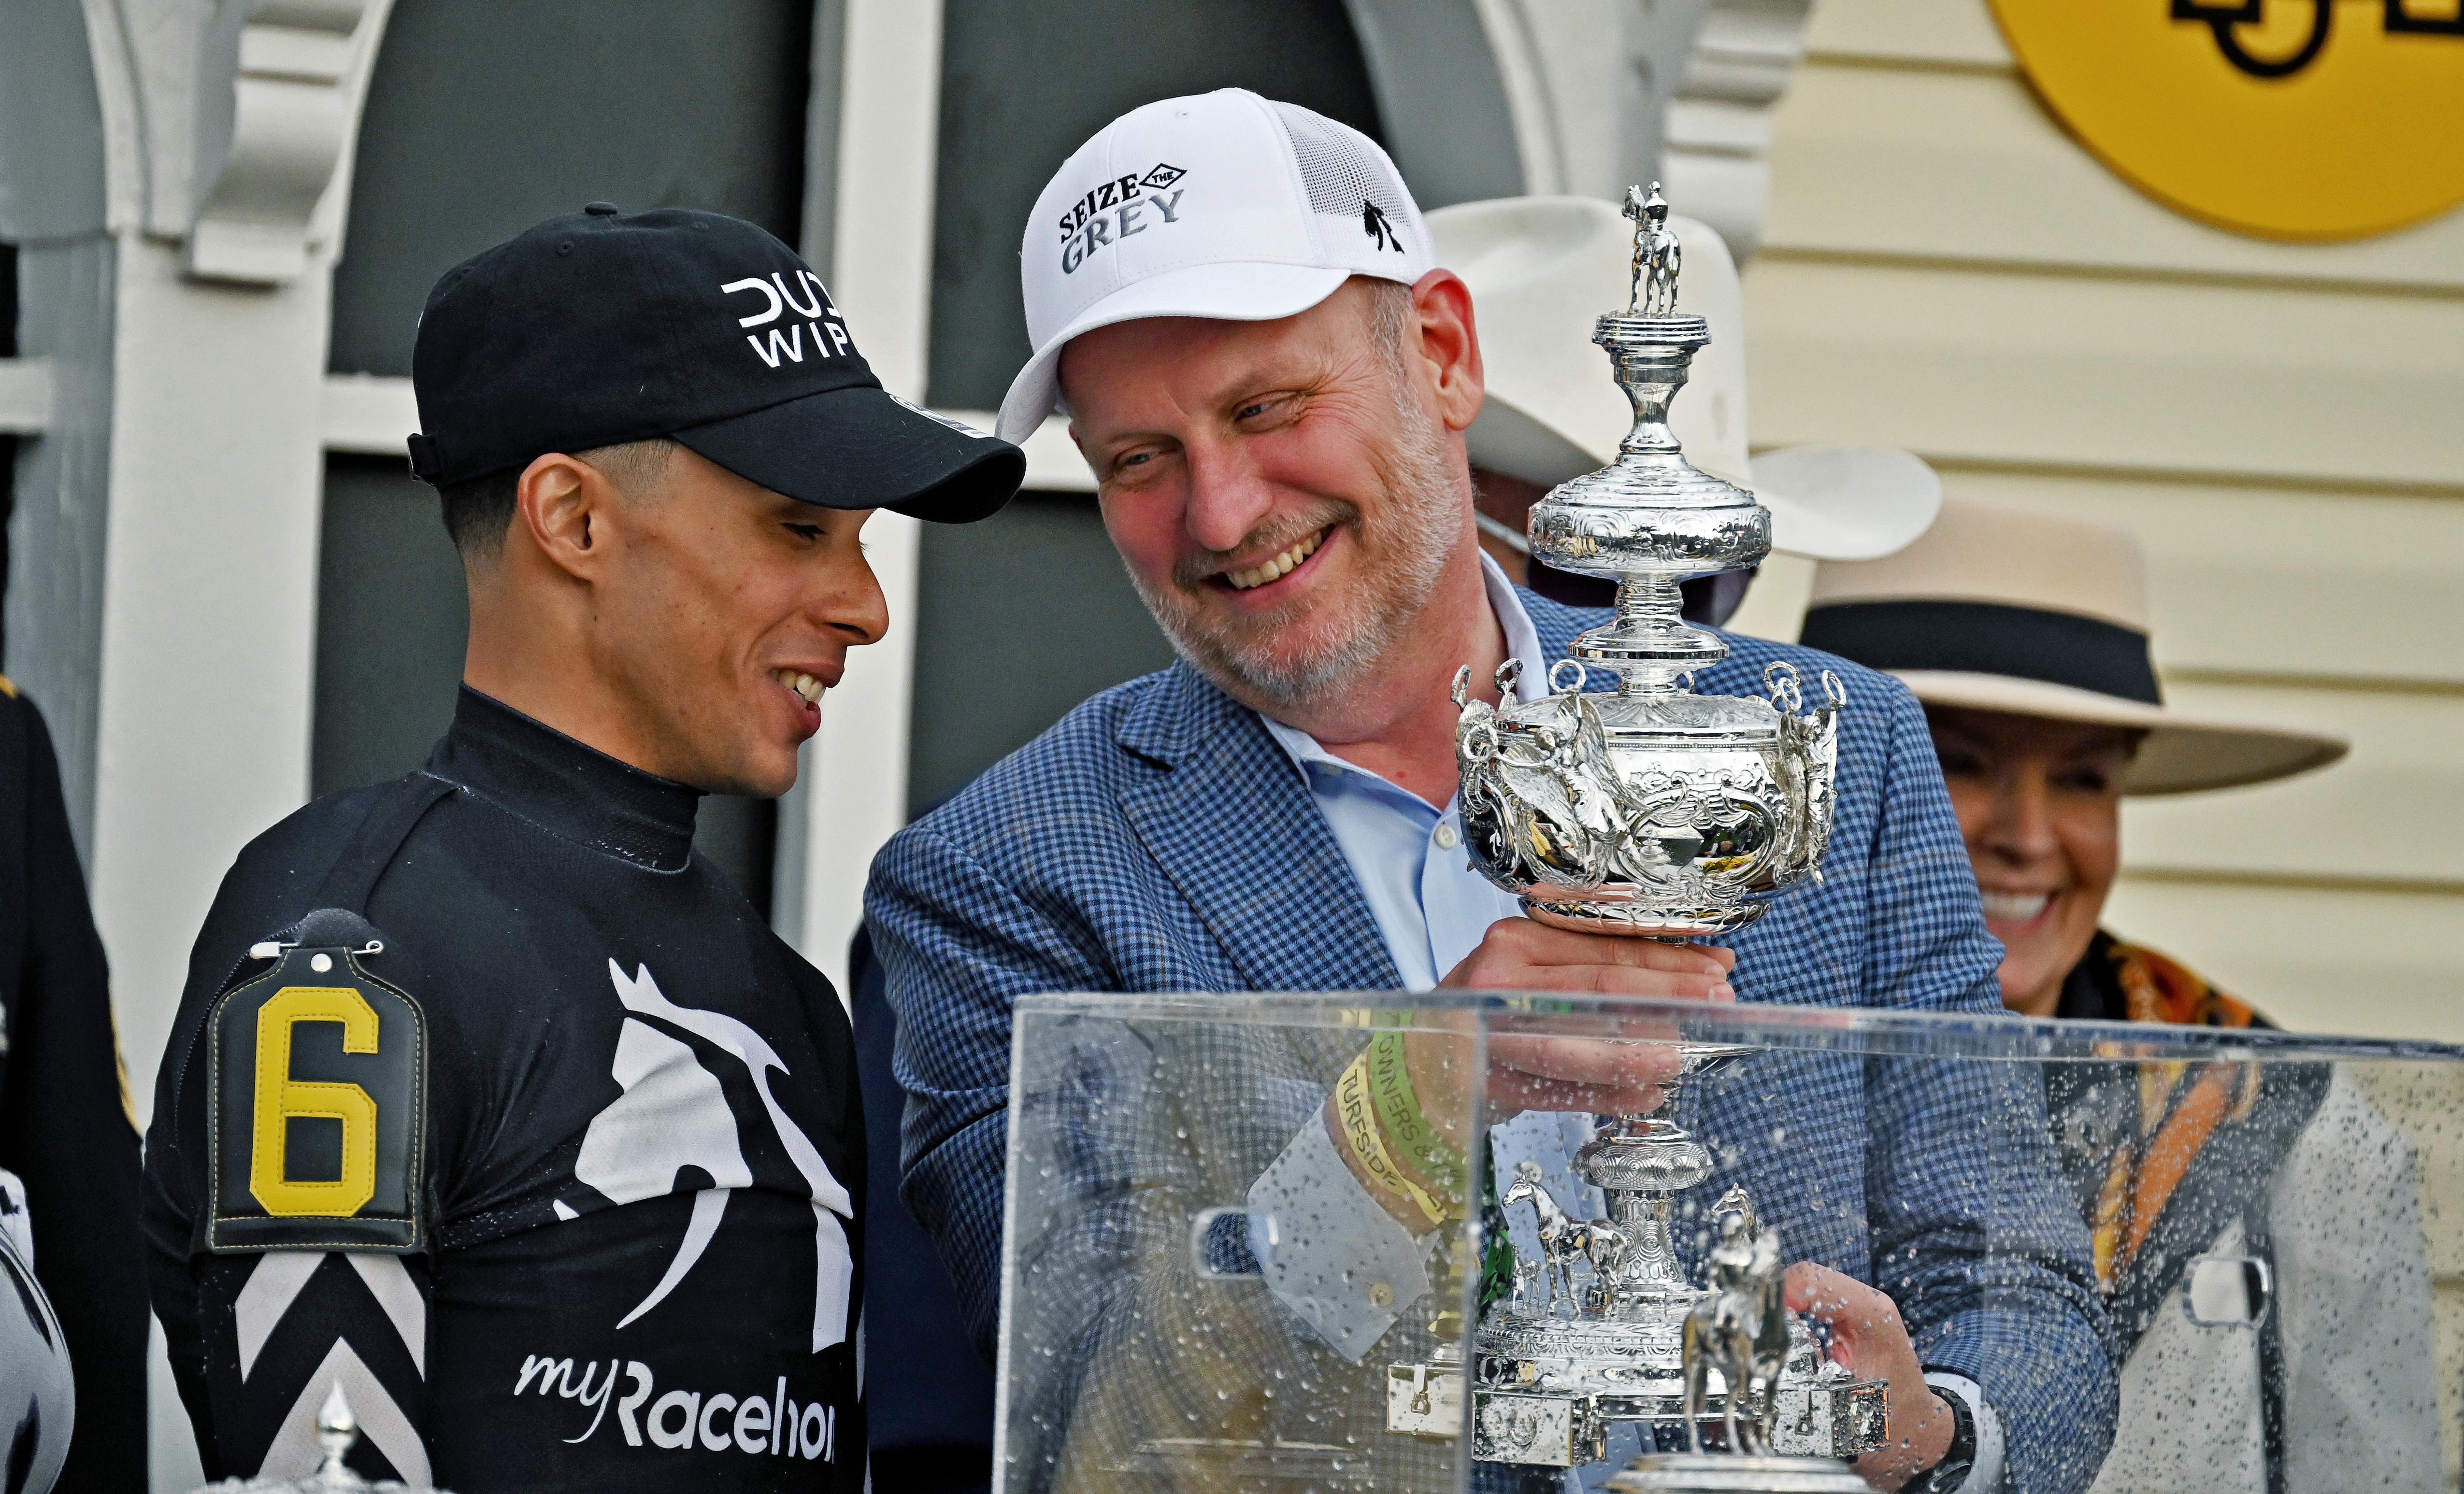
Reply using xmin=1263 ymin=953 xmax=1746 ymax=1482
xmin=202 ymin=1250 xmax=432 ymax=1485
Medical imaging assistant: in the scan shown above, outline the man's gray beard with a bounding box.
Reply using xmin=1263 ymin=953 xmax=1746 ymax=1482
xmin=1126 ymin=397 xmax=1464 ymax=715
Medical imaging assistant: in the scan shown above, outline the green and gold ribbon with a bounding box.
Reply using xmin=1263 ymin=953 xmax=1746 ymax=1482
xmin=1368 ymin=1029 xmax=1468 ymax=1196
xmin=1334 ymin=1048 xmax=1455 ymax=1225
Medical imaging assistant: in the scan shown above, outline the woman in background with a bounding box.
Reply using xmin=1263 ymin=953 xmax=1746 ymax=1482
xmin=1803 ymin=499 xmax=2440 ymax=1494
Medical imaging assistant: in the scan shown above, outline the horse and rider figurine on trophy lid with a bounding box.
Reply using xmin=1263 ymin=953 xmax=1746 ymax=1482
xmin=1382 ymin=184 xmax=1887 ymax=1489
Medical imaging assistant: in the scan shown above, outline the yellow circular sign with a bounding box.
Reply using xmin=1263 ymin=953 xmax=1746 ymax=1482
xmin=1987 ymin=0 xmax=2464 ymax=240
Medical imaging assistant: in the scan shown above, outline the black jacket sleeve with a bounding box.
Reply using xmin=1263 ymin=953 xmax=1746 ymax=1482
xmin=0 ymin=687 xmax=147 ymax=1494
xmin=144 ymin=793 xmax=441 ymax=1484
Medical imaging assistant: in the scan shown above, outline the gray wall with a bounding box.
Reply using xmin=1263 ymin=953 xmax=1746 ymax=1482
xmin=907 ymin=492 xmax=1177 ymax=810
xmin=0 ymin=0 xmax=115 ymax=856
xmin=329 ymin=0 xmax=812 ymax=379
xmin=315 ymin=0 xmax=819 ymax=908
xmin=1 ymin=246 xmax=13 ymax=665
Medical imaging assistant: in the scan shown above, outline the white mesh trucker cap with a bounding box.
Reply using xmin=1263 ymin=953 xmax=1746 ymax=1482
xmin=996 ymin=89 xmax=1436 ymax=444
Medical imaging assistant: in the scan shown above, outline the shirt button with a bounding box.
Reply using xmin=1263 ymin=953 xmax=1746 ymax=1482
xmin=1368 ymin=1281 xmax=1395 ymax=1308
xmin=1434 ymin=824 xmax=1459 ymax=850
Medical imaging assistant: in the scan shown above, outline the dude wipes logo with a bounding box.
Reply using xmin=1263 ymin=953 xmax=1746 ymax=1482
xmin=1057 ymin=163 xmax=1188 ymax=275
xmin=720 ymin=270 xmax=857 ymax=369
xmin=512 ymin=1354 xmax=841 ymax=1461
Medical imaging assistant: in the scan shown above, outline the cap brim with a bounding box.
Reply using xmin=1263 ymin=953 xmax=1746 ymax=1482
xmin=1887 ymin=669 xmax=2349 ymax=796
xmin=1749 ymin=447 xmax=1943 ymax=562
xmin=996 ymin=261 xmax=1351 ymax=443
xmin=673 ymin=385 xmax=1025 ymax=524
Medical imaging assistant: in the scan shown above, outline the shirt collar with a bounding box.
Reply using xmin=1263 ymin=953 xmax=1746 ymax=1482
xmin=1258 ymin=550 xmax=1550 ymax=783
xmin=428 ymin=686 xmax=704 ymax=871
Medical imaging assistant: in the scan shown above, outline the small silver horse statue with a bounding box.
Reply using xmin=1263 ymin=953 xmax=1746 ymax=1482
xmin=1623 ymin=182 xmax=1684 ymax=318
xmin=1501 ymin=1160 xmax=1633 ymax=1315
xmin=1681 ymin=1206 xmax=1790 ymax=1453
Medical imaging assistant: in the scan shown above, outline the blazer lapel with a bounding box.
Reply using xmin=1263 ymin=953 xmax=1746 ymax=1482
xmin=1116 ymin=664 xmax=1402 ymax=996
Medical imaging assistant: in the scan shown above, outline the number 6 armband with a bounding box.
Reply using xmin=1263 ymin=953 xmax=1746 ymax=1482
xmin=206 ymin=938 xmax=428 ymax=1252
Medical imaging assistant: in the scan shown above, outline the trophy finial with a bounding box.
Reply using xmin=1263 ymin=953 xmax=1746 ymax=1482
xmin=314 ymin=1382 xmax=358 ymax=1474
xmin=1711 ymin=1183 xmax=1758 ymax=1239
xmin=1621 ymin=183 xmax=1682 ymax=317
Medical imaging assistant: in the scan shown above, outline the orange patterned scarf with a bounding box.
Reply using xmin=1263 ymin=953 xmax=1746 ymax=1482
xmin=2082 ymin=939 xmax=2266 ymax=1293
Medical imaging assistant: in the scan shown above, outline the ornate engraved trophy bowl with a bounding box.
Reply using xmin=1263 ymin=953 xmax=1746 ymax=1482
xmin=1456 ymin=678 xmax=1840 ymax=937
xmin=1455 ymin=202 xmax=1844 ymax=939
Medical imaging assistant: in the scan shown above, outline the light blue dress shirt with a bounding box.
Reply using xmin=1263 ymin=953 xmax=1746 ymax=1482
xmin=1257 ymin=552 xmax=1544 ymax=990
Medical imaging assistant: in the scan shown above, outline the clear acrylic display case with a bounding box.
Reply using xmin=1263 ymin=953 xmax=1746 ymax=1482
xmin=995 ymin=993 xmax=2462 ymax=1494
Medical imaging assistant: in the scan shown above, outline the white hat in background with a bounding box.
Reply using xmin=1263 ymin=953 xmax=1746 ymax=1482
xmin=998 ymin=89 xmax=1434 ymax=444
xmin=1424 ymin=195 xmax=1940 ymax=563
xmin=1800 ymin=499 xmax=2347 ymax=795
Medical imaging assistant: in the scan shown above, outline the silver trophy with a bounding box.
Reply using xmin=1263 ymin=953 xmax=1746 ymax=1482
xmin=1387 ymin=1047 xmax=1884 ymax=1469
xmin=1451 ymin=183 xmax=1844 ymax=938
xmin=1387 ymin=187 xmax=1881 ymax=1477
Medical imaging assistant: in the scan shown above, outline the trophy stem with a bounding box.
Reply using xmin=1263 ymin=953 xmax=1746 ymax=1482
xmin=1609 ymin=339 xmax=1693 ymax=458
xmin=1574 ymin=1109 xmax=1718 ymax=1312
xmin=1606 ymin=1185 xmax=1683 ymax=1294
xmin=1570 ymin=575 xmax=1726 ymax=696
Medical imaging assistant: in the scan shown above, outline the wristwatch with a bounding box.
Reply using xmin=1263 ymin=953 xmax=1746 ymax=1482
xmin=1898 ymin=1371 xmax=1978 ymax=1494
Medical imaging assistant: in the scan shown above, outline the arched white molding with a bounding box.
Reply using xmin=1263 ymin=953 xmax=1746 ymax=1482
xmin=1411 ymin=0 xmax=1816 ymax=264
xmin=1471 ymin=0 xmax=1638 ymax=200
xmin=1658 ymin=0 xmax=1816 ymax=262
xmin=186 ymin=0 xmax=393 ymax=285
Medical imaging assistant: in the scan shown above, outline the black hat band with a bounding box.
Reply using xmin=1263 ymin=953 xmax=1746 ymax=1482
xmin=1799 ymin=599 xmax=2163 ymax=706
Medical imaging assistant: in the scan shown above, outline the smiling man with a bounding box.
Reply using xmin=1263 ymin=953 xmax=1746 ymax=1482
xmin=868 ymin=92 xmax=2112 ymax=1494
xmin=142 ymin=205 xmax=1021 ymax=1492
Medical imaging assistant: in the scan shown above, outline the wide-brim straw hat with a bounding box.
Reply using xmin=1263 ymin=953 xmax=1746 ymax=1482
xmin=1425 ymin=195 xmax=1939 ymax=562
xmin=1800 ymin=499 xmax=2346 ymax=795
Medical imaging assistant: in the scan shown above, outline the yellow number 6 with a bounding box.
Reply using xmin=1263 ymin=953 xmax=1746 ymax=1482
xmin=250 ymin=987 xmax=381 ymax=1218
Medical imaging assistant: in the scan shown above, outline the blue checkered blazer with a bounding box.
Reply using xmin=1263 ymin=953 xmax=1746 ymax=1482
xmin=868 ymin=591 xmax=2118 ymax=1493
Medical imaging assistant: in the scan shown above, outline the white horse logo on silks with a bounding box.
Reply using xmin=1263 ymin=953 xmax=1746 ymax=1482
xmin=570 ymin=962 xmax=855 ymax=1352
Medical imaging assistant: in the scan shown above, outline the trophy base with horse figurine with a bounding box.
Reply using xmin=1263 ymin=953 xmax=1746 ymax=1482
xmin=1388 ymin=1049 xmax=1889 ymax=1478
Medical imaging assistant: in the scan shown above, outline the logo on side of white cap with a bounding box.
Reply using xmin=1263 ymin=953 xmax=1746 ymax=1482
xmin=1056 ymin=164 xmax=1192 ymax=276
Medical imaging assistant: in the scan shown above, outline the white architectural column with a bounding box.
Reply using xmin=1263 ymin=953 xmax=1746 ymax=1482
xmin=87 ymin=243 xmax=340 ymax=1125
xmin=786 ymin=0 xmax=945 ymax=995
xmin=1473 ymin=0 xmax=1641 ymax=197
xmin=77 ymin=0 xmax=394 ymax=1138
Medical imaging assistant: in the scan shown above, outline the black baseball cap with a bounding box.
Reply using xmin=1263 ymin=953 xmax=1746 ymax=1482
xmin=407 ymin=203 xmax=1023 ymax=523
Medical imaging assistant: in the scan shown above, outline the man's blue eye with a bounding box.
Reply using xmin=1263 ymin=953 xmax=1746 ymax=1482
xmin=1236 ymin=402 xmax=1269 ymax=420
